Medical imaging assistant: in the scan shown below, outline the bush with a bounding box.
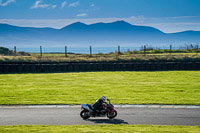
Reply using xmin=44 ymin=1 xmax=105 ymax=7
xmin=0 ymin=47 xmax=30 ymax=56
xmin=17 ymin=51 xmax=31 ymax=56
xmin=0 ymin=47 xmax=13 ymax=55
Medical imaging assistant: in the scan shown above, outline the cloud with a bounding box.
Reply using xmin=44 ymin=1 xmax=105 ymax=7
xmin=69 ymin=1 xmax=79 ymax=7
xmin=52 ymin=5 xmax=56 ymax=9
xmin=90 ymin=3 xmax=95 ymax=7
xmin=0 ymin=0 xmax=15 ymax=6
xmin=30 ymin=1 xmax=49 ymax=9
xmin=165 ymin=16 xmax=199 ymax=19
xmin=30 ymin=1 xmax=56 ymax=9
xmin=76 ymin=13 xmax=88 ymax=17
xmin=61 ymin=1 xmax=67 ymax=8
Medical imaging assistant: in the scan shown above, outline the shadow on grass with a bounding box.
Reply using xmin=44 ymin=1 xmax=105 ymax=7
xmin=86 ymin=118 xmax=129 ymax=124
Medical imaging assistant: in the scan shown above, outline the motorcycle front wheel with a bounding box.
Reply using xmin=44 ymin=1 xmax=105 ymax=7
xmin=107 ymin=110 xmax=117 ymax=119
xmin=80 ymin=110 xmax=91 ymax=120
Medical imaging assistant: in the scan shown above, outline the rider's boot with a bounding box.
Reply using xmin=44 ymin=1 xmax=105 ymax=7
xmin=92 ymin=110 xmax=97 ymax=117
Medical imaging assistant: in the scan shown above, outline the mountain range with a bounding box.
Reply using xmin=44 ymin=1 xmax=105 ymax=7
xmin=0 ymin=21 xmax=200 ymax=47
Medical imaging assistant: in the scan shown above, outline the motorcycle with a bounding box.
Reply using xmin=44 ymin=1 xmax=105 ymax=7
xmin=80 ymin=99 xmax=117 ymax=120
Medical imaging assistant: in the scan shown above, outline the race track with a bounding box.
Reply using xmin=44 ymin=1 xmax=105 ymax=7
xmin=0 ymin=106 xmax=200 ymax=125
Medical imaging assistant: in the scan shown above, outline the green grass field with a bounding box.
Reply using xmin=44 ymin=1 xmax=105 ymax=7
xmin=0 ymin=71 xmax=199 ymax=105
xmin=0 ymin=125 xmax=199 ymax=133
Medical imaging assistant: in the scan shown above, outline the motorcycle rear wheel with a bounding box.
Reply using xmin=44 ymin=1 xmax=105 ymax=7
xmin=107 ymin=110 xmax=117 ymax=119
xmin=80 ymin=110 xmax=91 ymax=120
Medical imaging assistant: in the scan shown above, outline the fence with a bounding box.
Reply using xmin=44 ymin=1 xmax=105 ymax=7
xmin=7 ymin=45 xmax=200 ymax=57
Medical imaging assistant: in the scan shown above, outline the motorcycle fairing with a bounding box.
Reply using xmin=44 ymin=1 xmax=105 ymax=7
xmin=81 ymin=104 xmax=92 ymax=111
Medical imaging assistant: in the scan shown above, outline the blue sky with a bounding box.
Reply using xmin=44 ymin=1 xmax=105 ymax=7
xmin=0 ymin=0 xmax=200 ymax=33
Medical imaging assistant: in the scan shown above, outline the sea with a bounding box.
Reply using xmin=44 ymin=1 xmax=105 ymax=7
xmin=7 ymin=46 xmax=178 ymax=54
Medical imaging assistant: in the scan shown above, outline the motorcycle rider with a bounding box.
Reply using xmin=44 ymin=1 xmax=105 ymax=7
xmin=92 ymin=96 xmax=106 ymax=116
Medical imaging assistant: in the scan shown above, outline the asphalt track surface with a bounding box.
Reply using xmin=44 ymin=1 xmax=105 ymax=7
xmin=0 ymin=107 xmax=200 ymax=125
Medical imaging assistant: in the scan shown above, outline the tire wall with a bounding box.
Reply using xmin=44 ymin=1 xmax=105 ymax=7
xmin=0 ymin=62 xmax=200 ymax=73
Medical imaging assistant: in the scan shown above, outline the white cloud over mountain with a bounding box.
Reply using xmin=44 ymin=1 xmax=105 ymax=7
xmin=77 ymin=13 xmax=88 ymax=17
xmin=0 ymin=0 xmax=15 ymax=6
xmin=61 ymin=1 xmax=67 ymax=8
xmin=69 ymin=1 xmax=79 ymax=7
xmin=30 ymin=0 xmax=56 ymax=9
xmin=90 ymin=3 xmax=95 ymax=7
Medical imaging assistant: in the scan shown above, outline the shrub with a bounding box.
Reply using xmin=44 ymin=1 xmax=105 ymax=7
xmin=0 ymin=47 xmax=30 ymax=56
xmin=0 ymin=47 xmax=13 ymax=55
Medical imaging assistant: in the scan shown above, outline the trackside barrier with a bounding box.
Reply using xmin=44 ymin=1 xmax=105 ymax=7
xmin=0 ymin=62 xmax=200 ymax=73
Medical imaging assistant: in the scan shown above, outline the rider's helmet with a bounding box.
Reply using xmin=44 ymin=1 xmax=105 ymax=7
xmin=100 ymin=96 xmax=106 ymax=102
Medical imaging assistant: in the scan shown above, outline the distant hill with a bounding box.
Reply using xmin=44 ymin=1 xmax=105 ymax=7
xmin=0 ymin=21 xmax=200 ymax=47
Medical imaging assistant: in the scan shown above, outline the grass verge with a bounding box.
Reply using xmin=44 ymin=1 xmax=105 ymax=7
xmin=0 ymin=125 xmax=200 ymax=133
xmin=1 ymin=53 xmax=200 ymax=63
xmin=0 ymin=71 xmax=200 ymax=105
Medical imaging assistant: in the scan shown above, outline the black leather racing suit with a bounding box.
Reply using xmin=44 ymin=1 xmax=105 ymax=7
xmin=92 ymin=99 xmax=104 ymax=114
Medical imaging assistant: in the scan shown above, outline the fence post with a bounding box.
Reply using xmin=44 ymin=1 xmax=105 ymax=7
xmin=170 ymin=45 xmax=172 ymax=55
xmin=118 ymin=45 xmax=120 ymax=54
xmin=65 ymin=46 xmax=67 ymax=57
xmin=14 ymin=46 xmax=16 ymax=56
xmin=144 ymin=45 xmax=146 ymax=55
xmin=90 ymin=46 xmax=92 ymax=57
xmin=40 ymin=46 xmax=42 ymax=57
